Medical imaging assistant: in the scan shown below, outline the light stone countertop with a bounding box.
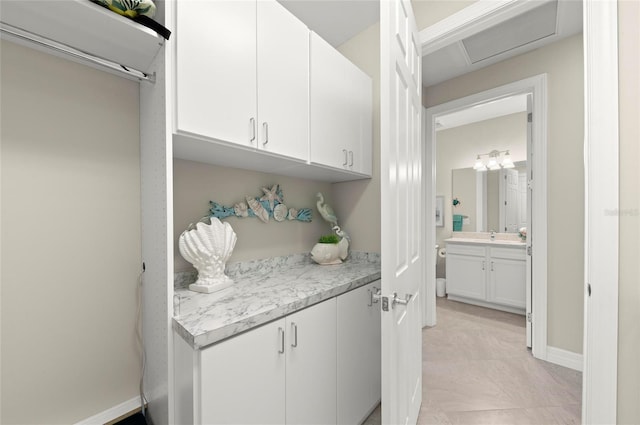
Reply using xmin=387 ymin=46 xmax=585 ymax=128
xmin=445 ymin=231 xmax=526 ymax=247
xmin=445 ymin=238 xmax=526 ymax=247
xmin=172 ymin=252 xmax=381 ymax=349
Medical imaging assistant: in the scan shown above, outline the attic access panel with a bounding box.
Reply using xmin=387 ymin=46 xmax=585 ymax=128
xmin=462 ymin=0 xmax=558 ymax=64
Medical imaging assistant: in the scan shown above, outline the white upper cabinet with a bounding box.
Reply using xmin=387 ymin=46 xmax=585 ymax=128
xmin=173 ymin=1 xmax=372 ymax=181
xmin=175 ymin=0 xmax=258 ymax=149
xmin=175 ymin=0 xmax=308 ymax=161
xmin=257 ymin=1 xmax=309 ymax=160
xmin=310 ymin=32 xmax=372 ymax=176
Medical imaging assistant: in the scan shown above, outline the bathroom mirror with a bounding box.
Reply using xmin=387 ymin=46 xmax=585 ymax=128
xmin=451 ymin=162 xmax=527 ymax=233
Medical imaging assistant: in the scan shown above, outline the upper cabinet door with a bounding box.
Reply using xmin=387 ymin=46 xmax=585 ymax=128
xmin=256 ymin=0 xmax=309 ymax=161
xmin=175 ymin=0 xmax=257 ymax=148
xmin=310 ymin=32 xmax=372 ymax=175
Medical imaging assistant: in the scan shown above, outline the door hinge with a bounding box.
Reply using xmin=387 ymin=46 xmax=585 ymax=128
xmin=527 ymin=246 xmax=532 ymax=256
xmin=528 ymin=112 xmax=533 ymax=123
xmin=527 ymin=312 xmax=532 ymax=322
xmin=528 ymin=179 xmax=534 ymax=190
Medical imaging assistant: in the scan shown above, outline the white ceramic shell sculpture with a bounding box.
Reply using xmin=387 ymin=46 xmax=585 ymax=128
xmin=178 ymin=217 xmax=237 ymax=293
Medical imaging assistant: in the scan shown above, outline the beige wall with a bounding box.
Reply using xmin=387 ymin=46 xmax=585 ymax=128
xmin=173 ymin=159 xmax=334 ymax=270
xmin=412 ymin=0 xmax=478 ymax=31
xmin=425 ymin=34 xmax=585 ymax=354
xmin=333 ymin=23 xmax=382 ymax=254
xmin=617 ymin=1 xmax=640 ymax=422
xmin=436 ymin=113 xmax=527 ymax=246
xmin=1 ymin=41 xmax=141 ymax=423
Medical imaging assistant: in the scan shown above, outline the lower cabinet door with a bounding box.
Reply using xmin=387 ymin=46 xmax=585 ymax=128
xmin=286 ymin=298 xmax=337 ymax=424
xmin=489 ymin=257 xmax=526 ymax=308
xmin=446 ymin=253 xmax=486 ymax=300
xmin=200 ymin=319 xmax=286 ymax=425
xmin=337 ymin=281 xmax=381 ymax=424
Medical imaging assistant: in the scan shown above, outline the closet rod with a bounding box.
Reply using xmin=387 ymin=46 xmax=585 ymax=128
xmin=0 ymin=23 xmax=155 ymax=83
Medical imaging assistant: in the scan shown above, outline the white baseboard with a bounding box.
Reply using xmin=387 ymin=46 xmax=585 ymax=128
xmin=546 ymin=346 xmax=583 ymax=372
xmin=74 ymin=396 xmax=141 ymax=425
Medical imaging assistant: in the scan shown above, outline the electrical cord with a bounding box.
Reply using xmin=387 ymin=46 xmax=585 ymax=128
xmin=137 ymin=263 xmax=149 ymax=417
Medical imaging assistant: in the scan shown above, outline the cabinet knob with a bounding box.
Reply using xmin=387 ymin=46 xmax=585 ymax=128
xmin=278 ymin=327 xmax=285 ymax=354
xmin=262 ymin=122 xmax=269 ymax=145
xmin=291 ymin=322 xmax=298 ymax=348
xmin=249 ymin=117 xmax=256 ymax=143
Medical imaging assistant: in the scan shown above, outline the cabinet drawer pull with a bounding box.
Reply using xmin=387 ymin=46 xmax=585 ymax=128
xmin=262 ymin=122 xmax=269 ymax=145
xmin=349 ymin=150 xmax=354 ymax=167
xmin=491 ymin=261 xmax=494 ymax=271
xmin=278 ymin=327 xmax=284 ymax=354
xmin=342 ymin=149 xmax=348 ymax=166
xmin=291 ymin=322 xmax=298 ymax=348
xmin=249 ymin=117 xmax=256 ymax=143
xmin=482 ymin=261 xmax=485 ymax=271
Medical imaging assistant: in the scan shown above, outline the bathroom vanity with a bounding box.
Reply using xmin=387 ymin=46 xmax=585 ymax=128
xmin=445 ymin=235 xmax=526 ymax=314
xmin=172 ymin=253 xmax=381 ymax=425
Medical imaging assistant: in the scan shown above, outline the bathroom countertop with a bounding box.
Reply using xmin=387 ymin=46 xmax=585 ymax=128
xmin=445 ymin=236 xmax=526 ymax=247
xmin=172 ymin=252 xmax=381 ymax=349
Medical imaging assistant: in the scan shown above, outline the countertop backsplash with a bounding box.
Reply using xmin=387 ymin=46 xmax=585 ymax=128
xmin=174 ymin=251 xmax=380 ymax=289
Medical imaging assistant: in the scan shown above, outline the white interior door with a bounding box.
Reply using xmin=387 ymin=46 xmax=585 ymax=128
xmin=381 ymin=0 xmax=423 ymax=424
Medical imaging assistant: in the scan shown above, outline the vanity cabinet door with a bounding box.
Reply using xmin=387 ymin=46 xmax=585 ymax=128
xmin=286 ymin=298 xmax=337 ymax=424
xmin=488 ymin=247 xmax=526 ymax=308
xmin=446 ymin=244 xmax=487 ymax=301
xmin=200 ymin=319 xmax=286 ymax=425
xmin=337 ymin=281 xmax=381 ymax=424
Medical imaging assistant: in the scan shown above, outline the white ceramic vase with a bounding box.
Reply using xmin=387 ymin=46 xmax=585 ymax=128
xmin=178 ymin=217 xmax=237 ymax=293
xmin=310 ymin=242 xmax=342 ymax=265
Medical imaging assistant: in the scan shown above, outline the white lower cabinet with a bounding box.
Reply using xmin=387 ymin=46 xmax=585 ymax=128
xmin=446 ymin=243 xmax=526 ymax=312
xmin=176 ymin=289 xmax=381 ymax=425
xmin=337 ymin=281 xmax=381 ymax=424
xmin=285 ymin=298 xmax=337 ymax=425
xmin=200 ymin=318 xmax=286 ymax=425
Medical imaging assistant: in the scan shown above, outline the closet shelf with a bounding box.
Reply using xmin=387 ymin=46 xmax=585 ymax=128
xmin=0 ymin=0 xmax=164 ymax=73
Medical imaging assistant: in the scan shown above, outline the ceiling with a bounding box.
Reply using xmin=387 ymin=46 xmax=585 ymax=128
xmin=278 ymin=0 xmax=582 ymax=87
xmin=435 ymin=94 xmax=528 ymax=131
xmin=278 ymin=0 xmax=379 ymax=47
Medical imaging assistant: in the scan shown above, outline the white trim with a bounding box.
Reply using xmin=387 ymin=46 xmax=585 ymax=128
xmin=582 ymin=0 xmax=619 ymax=423
xmin=546 ymin=346 xmax=583 ymax=372
xmin=419 ymin=0 xmax=544 ymax=56
xmin=423 ymin=75 xmax=548 ymax=360
xmin=74 ymin=397 xmax=141 ymax=425
xmin=423 ymin=106 xmax=436 ymax=327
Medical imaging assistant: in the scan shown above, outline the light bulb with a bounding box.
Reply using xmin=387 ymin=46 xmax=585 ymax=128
xmin=501 ymin=151 xmax=514 ymax=169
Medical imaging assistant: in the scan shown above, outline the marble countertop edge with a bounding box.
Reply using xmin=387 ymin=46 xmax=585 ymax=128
xmin=172 ymin=253 xmax=381 ymax=350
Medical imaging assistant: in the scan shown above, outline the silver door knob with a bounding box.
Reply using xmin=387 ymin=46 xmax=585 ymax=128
xmin=392 ymin=292 xmax=412 ymax=308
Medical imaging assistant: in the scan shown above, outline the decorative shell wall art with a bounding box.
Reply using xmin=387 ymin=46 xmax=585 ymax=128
xmin=178 ymin=217 xmax=237 ymax=294
xmin=209 ymin=184 xmax=312 ymax=223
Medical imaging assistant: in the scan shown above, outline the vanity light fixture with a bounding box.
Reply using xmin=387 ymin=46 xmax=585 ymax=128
xmin=473 ymin=150 xmax=515 ymax=171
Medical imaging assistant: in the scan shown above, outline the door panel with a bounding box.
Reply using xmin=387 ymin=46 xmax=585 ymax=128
xmin=381 ymin=0 xmax=423 ymax=424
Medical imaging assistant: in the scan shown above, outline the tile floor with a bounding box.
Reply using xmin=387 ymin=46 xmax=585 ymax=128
xmin=365 ymin=297 xmax=582 ymax=425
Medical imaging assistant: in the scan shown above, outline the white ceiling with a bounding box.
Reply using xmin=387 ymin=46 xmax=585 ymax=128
xmin=422 ymin=0 xmax=583 ymax=87
xmin=278 ymin=0 xmax=379 ymax=47
xmin=278 ymin=0 xmax=582 ymax=87
xmin=435 ymin=94 xmax=528 ymax=131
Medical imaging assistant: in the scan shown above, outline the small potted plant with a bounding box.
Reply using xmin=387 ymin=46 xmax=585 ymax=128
xmin=310 ymin=234 xmax=342 ymax=265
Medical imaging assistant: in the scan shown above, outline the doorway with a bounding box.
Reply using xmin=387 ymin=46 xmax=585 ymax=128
xmin=423 ymin=75 xmax=548 ymax=359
